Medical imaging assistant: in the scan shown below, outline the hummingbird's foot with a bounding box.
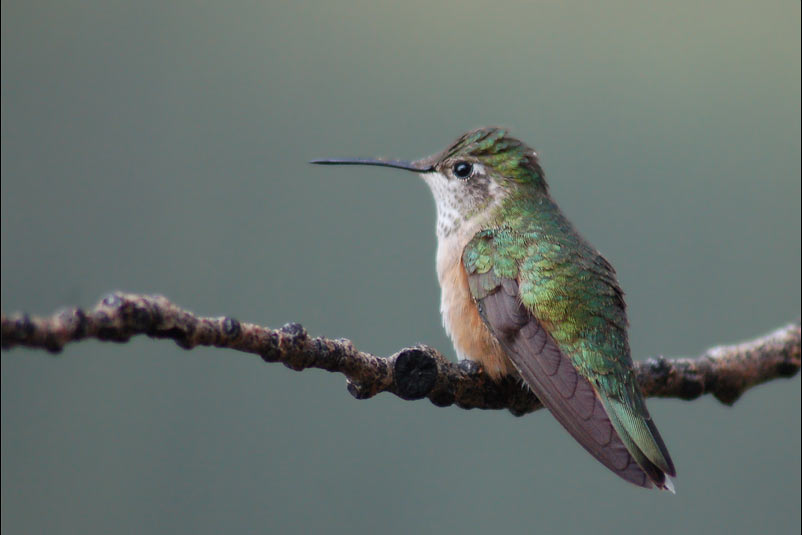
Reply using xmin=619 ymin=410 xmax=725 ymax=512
xmin=458 ymin=359 xmax=483 ymax=377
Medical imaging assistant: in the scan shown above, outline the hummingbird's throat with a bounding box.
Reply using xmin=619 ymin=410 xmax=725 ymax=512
xmin=420 ymin=171 xmax=503 ymax=239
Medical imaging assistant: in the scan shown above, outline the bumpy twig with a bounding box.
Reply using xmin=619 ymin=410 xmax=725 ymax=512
xmin=1 ymin=293 xmax=799 ymax=415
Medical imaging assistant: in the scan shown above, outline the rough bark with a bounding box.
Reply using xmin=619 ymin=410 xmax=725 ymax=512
xmin=1 ymin=292 xmax=799 ymax=416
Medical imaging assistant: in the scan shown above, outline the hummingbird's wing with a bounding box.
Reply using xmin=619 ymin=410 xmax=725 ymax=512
xmin=463 ymin=228 xmax=675 ymax=490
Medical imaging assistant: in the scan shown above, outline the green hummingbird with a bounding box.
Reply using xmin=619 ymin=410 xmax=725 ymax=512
xmin=312 ymin=127 xmax=676 ymax=491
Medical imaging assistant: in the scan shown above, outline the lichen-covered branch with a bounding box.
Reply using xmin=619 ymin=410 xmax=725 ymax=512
xmin=1 ymin=293 xmax=799 ymax=415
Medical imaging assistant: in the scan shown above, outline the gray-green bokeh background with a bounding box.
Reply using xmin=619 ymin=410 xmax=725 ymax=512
xmin=2 ymin=1 xmax=800 ymax=533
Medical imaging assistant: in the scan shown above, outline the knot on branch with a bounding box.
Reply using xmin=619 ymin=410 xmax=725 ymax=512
xmin=393 ymin=348 xmax=439 ymax=400
xmin=278 ymin=322 xmax=311 ymax=371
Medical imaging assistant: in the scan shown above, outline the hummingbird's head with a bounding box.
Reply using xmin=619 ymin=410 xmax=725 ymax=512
xmin=312 ymin=127 xmax=546 ymax=237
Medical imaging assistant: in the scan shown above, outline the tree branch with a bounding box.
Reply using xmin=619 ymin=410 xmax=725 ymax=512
xmin=1 ymin=292 xmax=799 ymax=416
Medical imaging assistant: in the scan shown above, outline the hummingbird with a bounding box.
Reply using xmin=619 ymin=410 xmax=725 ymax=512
xmin=311 ymin=127 xmax=676 ymax=491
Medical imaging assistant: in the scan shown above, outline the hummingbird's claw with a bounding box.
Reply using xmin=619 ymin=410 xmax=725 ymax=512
xmin=458 ymin=359 xmax=483 ymax=377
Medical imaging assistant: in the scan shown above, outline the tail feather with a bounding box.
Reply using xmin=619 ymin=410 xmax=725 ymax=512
xmin=601 ymin=396 xmax=676 ymax=490
xmin=608 ymin=397 xmax=676 ymax=477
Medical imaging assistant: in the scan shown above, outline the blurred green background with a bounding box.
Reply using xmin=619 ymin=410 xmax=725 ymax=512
xmin=2 ymin=1 xmax=799 ymax=534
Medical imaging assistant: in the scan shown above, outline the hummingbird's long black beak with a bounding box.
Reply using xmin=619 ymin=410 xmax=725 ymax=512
xmin=310 ymin=158 xmax=434 ymax=173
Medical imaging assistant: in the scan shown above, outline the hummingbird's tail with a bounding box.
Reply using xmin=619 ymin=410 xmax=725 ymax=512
xmin=601 ymin=396 xmax=677 ymax=491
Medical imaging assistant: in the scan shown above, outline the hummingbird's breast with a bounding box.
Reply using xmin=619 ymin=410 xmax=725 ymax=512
xmin=435 ymin=224 xmax=517 ymax=380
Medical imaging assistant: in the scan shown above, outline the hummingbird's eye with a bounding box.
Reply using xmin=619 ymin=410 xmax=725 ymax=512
xmin=453 ymin=161 xmax=473 ymax=179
